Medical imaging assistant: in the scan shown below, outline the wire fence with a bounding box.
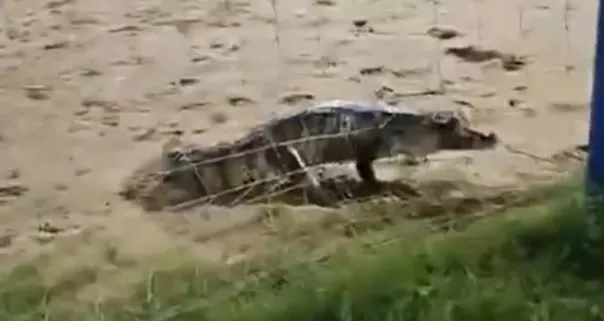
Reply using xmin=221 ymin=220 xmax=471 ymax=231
xmin=129 ymin=113 xmax=585 ymax=213
xmin=113 ymin=0 xmax=592 ymax=213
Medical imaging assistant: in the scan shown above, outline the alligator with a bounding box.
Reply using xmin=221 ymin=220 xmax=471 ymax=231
xmin=120 ymin=100 xmax=499 ymax=211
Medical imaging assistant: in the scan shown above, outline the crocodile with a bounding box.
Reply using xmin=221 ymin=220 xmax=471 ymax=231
xmin=120 ymin=100 xmax=499 ymax=210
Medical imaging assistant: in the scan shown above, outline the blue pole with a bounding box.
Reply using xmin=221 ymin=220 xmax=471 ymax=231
xmin=587 ymin=0 xmax=604 ymax=194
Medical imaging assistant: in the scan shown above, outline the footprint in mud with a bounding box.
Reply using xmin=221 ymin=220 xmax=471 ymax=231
xmin=427 ymin=26 xmax=463 ymax=40
xmin=226 ymin=95 xmax=256 ymax=107
xmin=278 ymin=92 xmax=315 ymax=106
xmin=550 ymin=144 xmax=588 ymax=163
xmin=548 ymin=102 xmax=586 ymax=113
xmin=445 ymin=45 xmax=527 ymax=71
xmin=0 ymin=182 xmax=28 ymax=205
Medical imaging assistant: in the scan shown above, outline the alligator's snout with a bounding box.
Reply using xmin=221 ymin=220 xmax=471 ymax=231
xmin=443 ymin=127 xmax=500 ymax=150
xmin=471 ymin=131 xmax=499 ymax=150
xmin=482 ymin=132 xmax=498 ymax=143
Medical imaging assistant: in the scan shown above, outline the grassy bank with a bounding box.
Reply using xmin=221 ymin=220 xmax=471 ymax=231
xmin=2 ymin=183 xmax=604 ymax=321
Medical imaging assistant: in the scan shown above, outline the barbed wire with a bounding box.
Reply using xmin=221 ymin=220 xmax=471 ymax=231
xmin=152 ymin=122 xmax=581 ymax=211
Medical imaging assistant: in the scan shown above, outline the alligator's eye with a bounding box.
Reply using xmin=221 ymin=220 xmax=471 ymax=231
xmin=437 ymin=117 xmax=461 ymax=131
xmin=166 ymin=151 xmax=182 ymax=161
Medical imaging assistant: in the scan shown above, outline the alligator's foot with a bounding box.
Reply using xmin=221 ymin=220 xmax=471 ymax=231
xmin=357 ymin=178 xmax=384 ymax=195
xmin=402 ymin=156 xmax=428 ymax=166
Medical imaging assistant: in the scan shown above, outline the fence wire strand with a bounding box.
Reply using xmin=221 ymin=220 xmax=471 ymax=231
xmin=156 ymin=122 xmax=578 ymax=211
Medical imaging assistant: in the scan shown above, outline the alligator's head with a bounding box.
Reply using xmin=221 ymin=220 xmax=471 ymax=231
xmin=428 ymin=111 xmax=498 ymax=151
xmin=380 ymin=110 xmax=498 ymax=157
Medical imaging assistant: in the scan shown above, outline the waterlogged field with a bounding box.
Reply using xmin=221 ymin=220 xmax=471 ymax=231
xmin=0 ymin=0 xmax=597 ymax=319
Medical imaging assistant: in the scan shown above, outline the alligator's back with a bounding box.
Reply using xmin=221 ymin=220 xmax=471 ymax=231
xmin=274 ymin=100 xmax=496 ymax=165
xmin=256 ymin=100 xmax=422 ymax=166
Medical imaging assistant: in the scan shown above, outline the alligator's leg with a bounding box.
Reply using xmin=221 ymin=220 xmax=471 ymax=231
xmin=355 ymin=158 xmax=378 ymax=184
xmin=355 ymin=152 xmax=422 ymax=197
xmin=353 ymin=132 xmax=383 ymax=186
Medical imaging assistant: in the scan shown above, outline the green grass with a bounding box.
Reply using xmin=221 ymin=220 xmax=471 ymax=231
xmin=3 ymin=182 xmax=604 ymax=321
